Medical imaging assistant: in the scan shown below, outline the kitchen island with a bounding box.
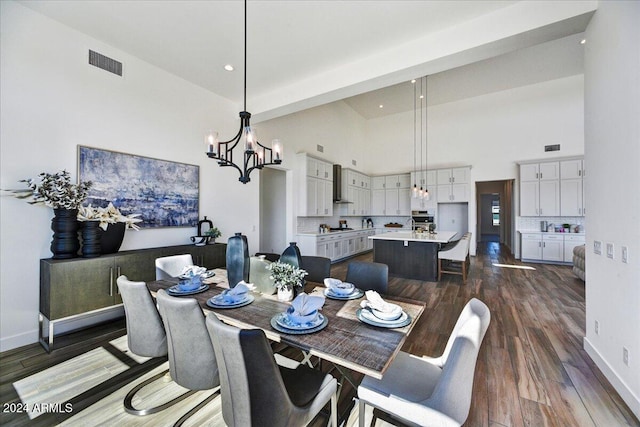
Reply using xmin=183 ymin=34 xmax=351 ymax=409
xmin=369 ymin=231 xmax=458 ymax=281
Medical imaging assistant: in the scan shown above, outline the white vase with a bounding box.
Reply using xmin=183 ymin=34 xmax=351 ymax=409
xmin=277 ymin=287 xmax=294 ymax=302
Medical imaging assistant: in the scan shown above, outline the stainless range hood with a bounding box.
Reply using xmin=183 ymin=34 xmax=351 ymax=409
xmin=333 ymin=164 xmax=353 ymax=204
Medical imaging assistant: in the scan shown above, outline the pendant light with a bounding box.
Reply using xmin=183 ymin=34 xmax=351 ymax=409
xmin=205 ymin=0 xmax=282 ymax=184
xmin=418 ymin=77 xmax=425 ymax=199
xmin=423 ymin=76 xmax=429 ymax=200
xmin=412 ymin=79 xmax=419 ymax=198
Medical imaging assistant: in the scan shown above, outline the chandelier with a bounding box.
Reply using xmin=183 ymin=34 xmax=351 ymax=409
xmin=205 ymin=0 xmax=282 ymax=184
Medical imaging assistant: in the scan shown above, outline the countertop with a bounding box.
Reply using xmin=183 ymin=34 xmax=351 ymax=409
xmin=296 ymin=226 xmax=411 ymax=237
xmin=518 ymin=230 xmax=585 ymax=236
xmin=369 ymin=230 xmax=458 ymax=243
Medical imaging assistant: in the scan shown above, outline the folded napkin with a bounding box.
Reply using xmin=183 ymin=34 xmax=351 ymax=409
xmin=181 ymin=265 xmax=207 ymax=277
xmin=291 ymin=292 xmax=325 ymax=316
xmin=361 ymin=290 xmax=402 ymax=315
xmin=323 ymin=278 xmax=354 ymax=294
xmin=221 ymin=281 xmax=251 ymax=303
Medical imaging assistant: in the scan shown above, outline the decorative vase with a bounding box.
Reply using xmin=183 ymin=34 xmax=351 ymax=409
xmin=80 ymin=221 xmax=102 ymax=258
xmin=280 ymin=242 xmax=302 ymax=268
xmin=226 ymin=232 xmax=249 ymax=288
xmin=277 ymin=286 xmax=294 ymax=302
xmin=249 ymin=255 xmax=276 ymax=295
xmin=100 ymin=222 xmax=126 ymax=254
xmin=50 ymin=208 xmax=80 ymax=259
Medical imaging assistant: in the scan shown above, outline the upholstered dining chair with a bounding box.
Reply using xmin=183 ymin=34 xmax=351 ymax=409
xmin=156 ymin=290 xmax=221 ymax=427
xmin=205 ymin=313 xmax=338 ymax=427
xmin=155 ymin=254 xmax=194 ymax=280
xmin=345 ymin=261 xmax=388 ymax=294
xmin=357 ymin=298 xmax=491 ymax=427
xmin=116 ymin=276 xmax=194 ymax=416
xmin=301 ymin=255 xmax=332 ymax=283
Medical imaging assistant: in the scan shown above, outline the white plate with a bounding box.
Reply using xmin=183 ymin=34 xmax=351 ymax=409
xmin=274 ymin=312 xmax=325 ymax=330
xmin=210 ymin=293 xmax=250 ymax=306
xmin=167 ymin=284 xmax=209 ymax=295
xmin=359 ymin=308 xmax=409 ymax=325
xmin=324 ymin=287 xmax=364 ymax=300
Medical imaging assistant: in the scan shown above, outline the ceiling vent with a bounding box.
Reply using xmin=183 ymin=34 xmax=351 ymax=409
xmin=88 ymin=50 xmax=122 ymax=76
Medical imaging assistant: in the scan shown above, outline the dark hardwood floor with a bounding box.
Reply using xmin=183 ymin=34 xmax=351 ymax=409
xmin=1 ymin=242 xmax=638 ymax=426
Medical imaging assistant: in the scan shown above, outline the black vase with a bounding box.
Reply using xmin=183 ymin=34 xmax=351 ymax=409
xmin=50 ymin=208 xmax=80 ymax=259
xmin=226 ymin=232 xmax=249 ymax=288
xmin=280 ymin=242 xmax=302 ymax=268
xmin=100 ymin=222 xmax=126 ymax=254
xmin=80 ymin=221 xmax=102 ymax=258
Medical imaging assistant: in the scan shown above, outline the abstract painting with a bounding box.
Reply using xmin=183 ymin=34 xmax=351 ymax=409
xmin=78 ymin=146 xmax=199 ymax=228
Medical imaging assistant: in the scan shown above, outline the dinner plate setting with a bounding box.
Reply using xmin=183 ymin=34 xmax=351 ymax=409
xmin=179 ymin=270 xmax=215 ymax=280
xmin=166 ymin=284 xmax=209 ymax=296
xmin=356 ymin=307 xmax=412 ymax=328
xmin=270 ymin=309 xmax=328 ymax=335
xmin=323 ymin=285 xmax=364 ymax=300
xmin=206 ymin=291 xmax=254 ymax=309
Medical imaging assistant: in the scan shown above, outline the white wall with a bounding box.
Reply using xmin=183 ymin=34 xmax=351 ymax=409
xmin=583 ymin=0 xmax=640 ymax=417
xmin=0 ymin=1 xmax=260 ymax=351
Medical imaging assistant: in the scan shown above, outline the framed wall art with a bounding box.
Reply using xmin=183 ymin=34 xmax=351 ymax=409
xmin=78 ymin=146 xmax=199 ymax=228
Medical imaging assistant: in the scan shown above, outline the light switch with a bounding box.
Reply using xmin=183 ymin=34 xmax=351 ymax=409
xmin=594 ymin=240 xmax=602 ymax=255
xmin=606 ymin=243 xmax=614 ymax=259
xmin=622 ymin=246 xmax=629 ymax=263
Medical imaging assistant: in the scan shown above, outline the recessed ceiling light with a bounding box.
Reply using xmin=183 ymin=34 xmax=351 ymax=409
xmin=379 ymin=104 xmax=384 ymax=109
xmin=224 ymin=64 xmax=234 ymax=71
xmin=411 ymin=79 xmax=416 ymax=84
xmin=580 ymin=39 xmax=586 ymax=45
xmin=419 ymin=95 xmax=424 ymax=99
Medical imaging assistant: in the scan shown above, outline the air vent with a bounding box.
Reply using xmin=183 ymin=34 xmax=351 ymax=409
xmin=89 ymin=50 xmax=122 ymax=76
xmin=316 ymin=144 xmax=324 ymax=153
xmin=352 ymin=159 xmax=357 ymax=166
xmin=545 ymin=144 xmax=560 ymax=152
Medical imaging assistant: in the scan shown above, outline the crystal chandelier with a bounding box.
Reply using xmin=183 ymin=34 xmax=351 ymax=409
xmin=205 ymin=0 xmax=282 ymax=184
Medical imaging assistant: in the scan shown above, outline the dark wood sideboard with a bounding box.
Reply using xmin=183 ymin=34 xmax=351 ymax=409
xmin=39 ymin=243 xmax=226 ymax=351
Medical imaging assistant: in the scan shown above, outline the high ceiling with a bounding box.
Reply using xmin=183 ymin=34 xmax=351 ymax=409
xmin=18 ymin=0 xmax=593 ymax=121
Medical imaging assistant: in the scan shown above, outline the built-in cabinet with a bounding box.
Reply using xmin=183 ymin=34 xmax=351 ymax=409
xmin=410 ymin=171 xmax=437 ymax=210
xmin=40 ymin=243 xmax=227 ymax=351
xmin=371 ymin=174 xmax=411 ymax=216
xmin=520 ymin=161 xmax=560 ymax=216
xmin=298 ymin=153 xmax=333 ymax=217
xmin=343 ymin=168 xmax=371 ymax=216
xmin=297 ymin=229 xmax=376 ymax=262
xmin=436 ymin=167 xmax=471 ymax=203
xmin=520 ymin=232 xmax=584 ymax=263
xmin=560 ymin=159 xmax=586 ymax=216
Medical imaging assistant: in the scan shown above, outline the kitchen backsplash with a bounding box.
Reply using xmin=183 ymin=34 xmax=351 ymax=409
xmin=297 ymin=214 xmax=411 ymax=233
xmin=516 ymin=216 xmax=585 ymax=232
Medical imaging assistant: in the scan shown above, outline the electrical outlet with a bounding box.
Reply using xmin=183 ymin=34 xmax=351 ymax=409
xmin=606 ymin=243 xmax=614 ymax=259
xmin=623 ymin=347 xmax=629 ymax=366
xmin=622 ymin=246 xmax=629 ymax=263
xmin=594 ymin=240 xmax=602 ymax=255
xmin=595 ymin=320 xmax=599 ymax=335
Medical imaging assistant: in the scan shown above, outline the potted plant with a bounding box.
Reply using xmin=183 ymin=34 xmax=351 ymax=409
xmin=6 ymin=170 xmax=92 ymax=258
xmin=266 ymin=260 xmax=308 ymax=301
xmin=77 ymin=203 xmax=142 ymax=254
xmin=204 ymin=226 xmax=221 ymax=243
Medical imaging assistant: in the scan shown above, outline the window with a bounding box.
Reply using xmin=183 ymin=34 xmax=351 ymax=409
xmin=492 ymin=200 xmax=500 ymax=226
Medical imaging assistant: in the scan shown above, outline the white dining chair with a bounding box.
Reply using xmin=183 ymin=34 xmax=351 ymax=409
xmin=357 ymin=298 xmax=491 ymax=427
xmin=155 ymin=254 xmax=194 ymax=280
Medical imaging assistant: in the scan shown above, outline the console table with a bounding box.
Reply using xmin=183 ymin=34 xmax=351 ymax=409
xmin=39 ymin=243 xmax=226 ymax=352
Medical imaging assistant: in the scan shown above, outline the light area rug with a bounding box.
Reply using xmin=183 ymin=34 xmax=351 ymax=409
xmin=13 ymin=346 xmax=130 ymax=420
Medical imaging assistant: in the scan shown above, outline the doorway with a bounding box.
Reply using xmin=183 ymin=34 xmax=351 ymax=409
xmin=475 ymin=180 xmax=514 ymax=252
xmin=259 ymin=167 xmax=287 ymax=253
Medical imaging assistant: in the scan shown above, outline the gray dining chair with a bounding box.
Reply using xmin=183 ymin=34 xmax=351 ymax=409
xmin=156 ymin=290 xmax=221 ymax=426
xmin=205 ymin=313 xmax=338 ymax=427
xmin=345 ymin=261 xmax=388 ymax=294
xmin=155 ymin=254 xmax=194 ymax=280
xmin=116 ymin=276 xmax=194 ymax=416
xmin=301 ymin=255 xmax=332 ymax=283
xmin=357 ymin=298 xmax=491 ymax=427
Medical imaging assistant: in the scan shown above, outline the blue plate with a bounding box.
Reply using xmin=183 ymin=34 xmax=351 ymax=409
xmin=206 ymin=294 xmax=254 ymax=309
xmin=324 ymin=287 xmax=364 ymax=300
xmin=275 ymin=311 xmax=325 ymax=330
xmin=167 ymin=284 xmax=209 ymax=296
xmin=356 ymin=308 xmax=411 ymax=328
xmin=271 ymin=313 xmax=328 ymax=335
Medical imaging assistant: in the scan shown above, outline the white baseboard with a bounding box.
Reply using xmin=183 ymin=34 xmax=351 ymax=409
xmin=0 ymin=329 xmax=39 ymax=353
xmin=584 ymin=337 xmax=640 ymax=420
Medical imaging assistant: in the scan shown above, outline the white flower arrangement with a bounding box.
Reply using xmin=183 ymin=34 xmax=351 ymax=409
xmin=77 ymin=203 xmax=142 ymax=231
xmin=266 ymin=261 xmax=308 ymax=291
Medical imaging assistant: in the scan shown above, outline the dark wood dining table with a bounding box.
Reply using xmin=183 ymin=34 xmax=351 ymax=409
xmin=147 ymin=269 xmax=425 ymax=380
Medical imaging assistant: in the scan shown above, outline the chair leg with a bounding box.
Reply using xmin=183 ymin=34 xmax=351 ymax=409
xmin=359 ymin=399 xmax=366 ymax=427
xmin=124 ymin=369 xmax=197 ymax=416
xmin=330 ymin=392 xmax=337 ymax=427
xmin=173 ymin=388 xmax=220 ymax=427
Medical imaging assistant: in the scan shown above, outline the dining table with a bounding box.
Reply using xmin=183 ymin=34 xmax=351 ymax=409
xmin=146 ymin=269 xmax=425 ymax=381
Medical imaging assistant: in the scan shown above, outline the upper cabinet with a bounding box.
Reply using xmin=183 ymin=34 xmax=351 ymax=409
xmin=370 ymin=173 xmax=411 ymax=216
xmin=437 ymin=167 xmax=471 ymax=203
xmin=297 ymin=153 xmax=333 ymax=217
xmin=560 ymin=159 xmax=586 ymax=216
xmin=410 ymin=171 xmax=437 ymax=210
xmin=342 ymin=168 xmax=371 ymax=216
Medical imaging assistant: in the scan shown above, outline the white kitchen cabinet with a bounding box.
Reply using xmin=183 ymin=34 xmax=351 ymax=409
xmin=371 ymin=189 xmax=385 ymax=216
xmin=521 ymin=233 xmax=543 ymax=260
xmin=560 ymin=159 xmax=585 ymax=216
xmin=410 ymin=171 xmax=437 ymax=210
xmin=542 ymin=234 xmax=564 ymax=262
xmin=436 ymin=167 xmax=471 ymax=203
xmin=370 ymin=174 xmax=410 ymax=215
xmin=564 ymin=235 xmax=585 ymax=263
xmin=342 ymin=168 xmax=371 ymax=216
xmin=298 ymin=153 xmax=333 ymax=217
xmin=519 ymin=161 xmax=559 ymax=216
